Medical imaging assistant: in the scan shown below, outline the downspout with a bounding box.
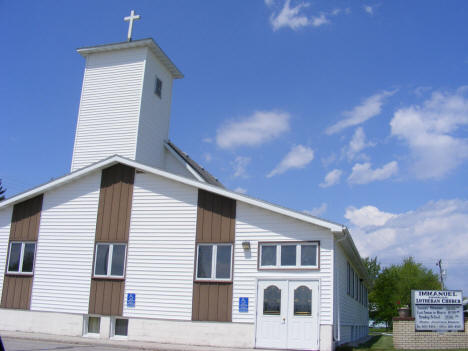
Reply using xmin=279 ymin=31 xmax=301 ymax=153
xmin=334 ymin=228 xmax=348 ymax=344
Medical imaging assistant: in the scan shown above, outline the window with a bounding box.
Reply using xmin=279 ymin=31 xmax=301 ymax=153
xmin=94 ymin=243 xmax=126 ymax=278
xmin=7 ymin=242 xmax=36 ymax=274
xmin=84 ymin=316 xmax=100 ymax=336
xmin=263 ymin=285 xmax=281 ymax=315
xmin=112 ymin=318 xmax=128 ymax=337
xmin=196 ymin=244 xmax=232 ymax=281
xmin=347 ymin=262 xmax=351 ymax=295
xmin=294 ymin=286 xmax=312 ymax=316
xmin=259 ymin=242 xmax=319 ymax=269
xmin=155 ymin=77 xmax=162 ymax=98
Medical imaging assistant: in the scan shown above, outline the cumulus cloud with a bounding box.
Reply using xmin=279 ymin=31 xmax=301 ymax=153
xmin=216 ymin=110 xmax=290 ymax=149
xmin=320 ymin=169 xmax=342 ymax=188
xmin=347 ymin=161 xmax=398 ymax=184
xmin=326 ymin=90 xmax=396 ymax=135
xmin=267 ymin=145 xmax=314 ymax=177
xmin=268 ymin=0 xmax=331 ymax=31
xmin=346 ymin=199 xmax=468 ymax=292
xmin=234 ymin=187 xmax=247 ymax=194
xmin=304 ymin=203 xmax=328 ymax=217
xmin=346 ymin=127 xmax=374 ymax=161
xmin=363 ymin=5 xmax=374 ymax=15
xmin=390 ymin=87 xmax=468 ymax=179
xmin=231 ymin=156 xmax=251 ymax=178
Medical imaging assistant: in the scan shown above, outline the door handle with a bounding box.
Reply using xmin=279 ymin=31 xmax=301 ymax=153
xmin=282 ymin=317 xmax=286 ymax=324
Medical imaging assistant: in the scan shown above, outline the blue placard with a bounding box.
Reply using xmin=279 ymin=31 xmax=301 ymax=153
xmin=239 ymin=297 xmax=248 ymax=313
xmin=127 ymin=293 xmax=136 ymax=308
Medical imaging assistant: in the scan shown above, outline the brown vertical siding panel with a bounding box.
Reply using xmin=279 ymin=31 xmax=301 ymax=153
xmin=196 ymin=191 xmax=205 ymax=242
xmin=108 ymin=174 xmax=122 ymax=242
xmin=95 ymin=181 xmax=106 ymax=242
xmin=217 ymin=284 xmax=228 ymax=321
xmin=88 ymin=280 xmax=96 ymax=313
xmin=5 ymin=277 xmax=16 ymax=308
xmin=94 ymin=280 xmax=105 ymax=315
xmin=116 ymin=179 xmax=128 ymax=242
xmin=220 ymin=200 xmax=231 ymax=243
xmin=227 ymin=284 xmax=233 ymax=321
xmin=192 ymin=283 xmax=200 ymax=320
xmin=211 ymin=196 xmax=222 ymax=242
xmin=198 ymin=283 xmax=210 ymax=321
xmin=12 ymin=278 xmax=22 ymax=309
xmin=102 ymin=280 xmax=112 ymax=315
xmin=100 ymin=179 xmax=114 ymax=242
xmin=202 ymin=193 xmax=213 ymax=242
xmin=208 ymin=283 xmax=219 ymax=321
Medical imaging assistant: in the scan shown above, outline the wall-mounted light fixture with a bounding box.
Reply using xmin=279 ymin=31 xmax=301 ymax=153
xmin=242 ymin=241 xmax=251 ymax=250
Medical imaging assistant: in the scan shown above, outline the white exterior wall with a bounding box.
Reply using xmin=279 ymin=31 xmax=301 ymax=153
xmin=71 ymin=48 xmax=146 ymax=171
xmin=163 ymin=148 xmax=198 ymax=180
xmin=0 ymin=207 xmax=12 ymax=301
xmin=123 ymin=172 xmax=198 ymax=320
xmin=232 ymin=202 xmax=334 ymax=325
xmin=335 ymin=240 xmax=369 ymax=343
xmin=30 ymin=172 xmax=101 ymax=314
xmin=135 ymin=49 xmax=174 ymax=169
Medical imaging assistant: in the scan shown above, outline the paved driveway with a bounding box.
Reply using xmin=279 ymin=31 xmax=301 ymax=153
xmin=2 ymin=337 xmax=134 ymax=351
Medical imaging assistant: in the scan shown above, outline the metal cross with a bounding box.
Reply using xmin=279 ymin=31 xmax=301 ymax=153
xmin=124 ymin=10 xmax=141 ymax=42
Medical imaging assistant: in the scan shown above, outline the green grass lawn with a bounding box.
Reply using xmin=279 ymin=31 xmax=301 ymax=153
xmin=335 ymin=335 xmax=468 ymax=351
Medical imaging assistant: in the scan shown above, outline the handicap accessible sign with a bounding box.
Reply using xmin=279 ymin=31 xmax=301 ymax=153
xmin=127 ymin=293 xmax=136 ymax=308
xmin=239 ymin=297 xmax=248 ymax=313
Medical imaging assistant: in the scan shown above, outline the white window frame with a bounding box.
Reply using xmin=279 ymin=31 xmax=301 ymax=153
xmin=259 ymin=242 xmax=319 ymax=269
xmin=111 ymin=317 xmax=128 ymax=339
xmin=7 ymin=241 xmax=36 ymax=275
xmin=195 ymin=243 xmax=233 ymax=282
xmin=93 ymin=243 xmax=127 ymax=278
xmin=83 ymin=315 xmax=100 ymax=337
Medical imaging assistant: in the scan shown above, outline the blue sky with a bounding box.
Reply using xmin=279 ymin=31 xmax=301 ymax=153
xmin=2 ymin=1 xmax=467 ymax=292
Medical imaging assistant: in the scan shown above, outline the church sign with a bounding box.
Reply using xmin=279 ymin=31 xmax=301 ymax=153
xmin=412 ymin=290 xmax=464 ymax=332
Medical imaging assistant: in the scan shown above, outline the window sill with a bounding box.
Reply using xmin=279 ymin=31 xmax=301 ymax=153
xmin=194 ymin=279 xmax=233 ymax=284
xmin=5 ymin=272 xmax=34 ymax=277
xmin=258 ymin=266 xmax=319 ymax=271
xmin=92 ymin=276 xmax=125 ymax=281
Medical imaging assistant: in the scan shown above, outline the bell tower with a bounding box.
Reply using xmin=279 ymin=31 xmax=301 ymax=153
xmin=70 ymin=13 xmax=183 ymax=172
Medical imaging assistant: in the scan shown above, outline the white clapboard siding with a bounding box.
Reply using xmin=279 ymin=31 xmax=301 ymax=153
xmin=135 ymin=49 xmax=174 ymax=169
xmin=233 ymin=202 xmax=334 ymax=325
xmin=30 ymin=172 xmax=101 ymax=314
xmin=123 ymin=172 xmax=198 ymax=320
xmin=0 ymin=207 xmax=12 ymax=301
xmin=335 ymin=241 xmax=368 ymax=342
xmin=71 ymin=47 xmax=146 ymax=171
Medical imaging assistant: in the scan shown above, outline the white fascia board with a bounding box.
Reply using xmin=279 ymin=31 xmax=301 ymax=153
xmin=1 ymin=155 xmax=345 ymax=234
xmin=163 ymin=142 xmax=206 ymax=183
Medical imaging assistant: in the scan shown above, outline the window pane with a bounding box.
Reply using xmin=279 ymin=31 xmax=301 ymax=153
xmin=261 ymin=245 xmax=276 ymax=266
xmin=114 ymin=318 xmax=128 ymax=336
xmin=301 ymin=245 xmax=317 ymax=266
xmin=111 ymin=244 xmax=126 ymax=277
xmin=95 ymin=244 xmax=109 ymax=276
xmin=197 ymin=245 xmax=212 ymax=278
xmin=216 ymin=245 xmax=231 ymax=279
xmin=22 ymin=243 xmax=36 ymax=273
xmin=294 ymin=286 xmax=312 ymax=316
xmin=88 ymin=317 xmax=100 ymax=334
xmin=281 ymin=245 xmax=296 ymax=266
xmin=8 ymin=243 xmax=22 ymax=272
xmin=263 ymin=285 xmax=281 ymax=315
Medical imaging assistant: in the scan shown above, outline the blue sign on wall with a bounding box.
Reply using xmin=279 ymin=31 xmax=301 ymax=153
xmin=127 ymin=293 xmax=136 ymax=308
xmin=239 ymin=297 xmax=248 ymax=313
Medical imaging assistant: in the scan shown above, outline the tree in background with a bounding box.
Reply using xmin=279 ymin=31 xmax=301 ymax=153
xmin=0 ymin=180 xmax=5 ymax=201
xmin=370 ymin=257 xmax=441 ymax=328
xmin=362 ymin=256 xmax=382 ymax=324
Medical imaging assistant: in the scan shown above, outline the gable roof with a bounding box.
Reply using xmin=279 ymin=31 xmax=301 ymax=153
xmin=165 ymin=141 xmax=224 ymax=188
xmin=0 ymin=155 xmax=368 ymax=283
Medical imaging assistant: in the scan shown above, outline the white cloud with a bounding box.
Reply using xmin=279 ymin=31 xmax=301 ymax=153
xmin=345 ymin=205 xmax=396 ymax=227
xmin=304 ymin=203 xmax=328 ymax=217
xmin=347 ymin=161 xmax=398 ymax=184
xmin=346 ymin=127 xmax=374 ymax=161
xmin=363 ymin=5 xmax=374 ymax=15
xmin=267 ymin=145 xmax=314 ymax=177
xmin=203 ymin=153 xmax=212 ymax=163
xmin=234 ymin=187 xmax=247 ymax=194
xmin=326 ymin=90 xmax=396 ymax=135
xmin=347 ymin=199 xmax=468 ymax=292
xmin=390 ymin=87 xmax=468 ymax=179
xmin=268 ymin=0 xmax=331 ymax=31
xmin=320 ymin=169 xmax=342 ymax=188
xmin=231 ymin=156 xmax=251 ymax=178
xmin=216 ymin=110 xmax=290 ymax=149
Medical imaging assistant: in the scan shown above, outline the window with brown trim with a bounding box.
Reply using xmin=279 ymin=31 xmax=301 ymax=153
xmin=195 ymin=243 xmax=232 ymax=281
xmin=259 ymin=241 xmax=319 ymax=269
xmin=93 ymin=243 xmax=126 ymax=278
xmin=7 ymin=241 xmax=36 ymax=275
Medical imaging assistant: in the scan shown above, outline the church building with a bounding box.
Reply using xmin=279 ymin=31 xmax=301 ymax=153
xmin=0 ymin=13 xmax=368 ymax=351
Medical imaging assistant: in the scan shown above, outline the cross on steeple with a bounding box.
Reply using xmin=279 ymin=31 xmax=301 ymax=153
xmin=124 ymin=10 xmax=141 ymax=42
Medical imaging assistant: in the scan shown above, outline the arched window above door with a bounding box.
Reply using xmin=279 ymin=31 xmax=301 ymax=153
xmin=263 ymin=285 xmax=281 ymax=315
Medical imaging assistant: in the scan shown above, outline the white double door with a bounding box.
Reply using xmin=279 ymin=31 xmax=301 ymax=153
xmin=256 ymin=280 xmax=319 ymax=350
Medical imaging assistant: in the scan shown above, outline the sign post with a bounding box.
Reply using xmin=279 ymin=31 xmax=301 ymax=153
xmin=412 ymin=290 xmax=464 ymax=332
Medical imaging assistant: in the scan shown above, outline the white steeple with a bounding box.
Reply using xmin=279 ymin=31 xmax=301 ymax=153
xmin=70 ymin=38 xmax=183 ymax=172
